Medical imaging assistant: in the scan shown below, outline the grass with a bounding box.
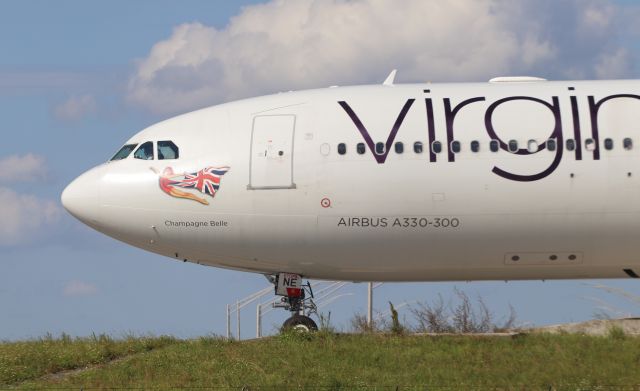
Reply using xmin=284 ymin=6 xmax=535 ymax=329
xmin=0 ymin=333 xmax=177 ymax=387
xmin=2 ymin=331 xmax=640 ymax=390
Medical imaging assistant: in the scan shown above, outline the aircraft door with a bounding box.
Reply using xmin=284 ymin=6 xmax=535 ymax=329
xmin=249 ymin=115 xmax=296 ymax=189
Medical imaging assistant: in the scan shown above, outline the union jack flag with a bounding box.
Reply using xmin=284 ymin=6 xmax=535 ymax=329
xmin=176 ymin=166 xmax=230 ymax=197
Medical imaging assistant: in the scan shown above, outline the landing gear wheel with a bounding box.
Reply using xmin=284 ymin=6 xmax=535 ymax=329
xmin=282 ymin=315 xmax=318 ymax=333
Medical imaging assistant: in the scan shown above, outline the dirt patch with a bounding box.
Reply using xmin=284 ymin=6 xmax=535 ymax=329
xmin=530 ymin=318 xmax=640 ymax=336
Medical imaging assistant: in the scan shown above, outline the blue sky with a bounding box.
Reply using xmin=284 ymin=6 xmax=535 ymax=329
xmin=2 ymin=0 xmax=640 ymax=340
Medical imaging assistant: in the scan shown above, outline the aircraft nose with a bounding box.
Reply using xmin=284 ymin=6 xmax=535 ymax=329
xmin=61 ymin=170 xmax=102 ymax=225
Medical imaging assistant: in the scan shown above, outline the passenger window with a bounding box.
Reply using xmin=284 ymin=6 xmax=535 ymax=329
xmin=375 ymin=142 xmax=385 ymax=155
xmin=604 ymin=138 xmax=613 ymax=151
xmin=585 ymin=138 xmax=595 ymax=152
xmin=395 ymin=142 xmax=404 ymax=154
xmin=134 ymin=141 xmax=154 ymax=160
xmin=357 ymin=143 xmax=366 ymax=155
xmin=451 ymin=141 xmax=461 ymax=153
xmin=413 ymin=142 xmax=423 ymax=154
xmin=157 ymin=141 xmax=179 ymax=160
xmin=110 ymin=144 xmax=138 ymax=161
xmin=566 ymin=139 xmax=576 ymax=151
xmin=432 ymin=141 xmax=442 ymax=154
xmin=490 ymin=140 xmax=499 ymax=152
xmin=470 ymin=141 xmax=480 ymax=153
xmin=624 ymin=138 xmax=633 ymax=150
xmin=547 ymin=139 xmax=556 ymax=151
xmin=337 ymin=143 xmax=347 ymax=155
xmin=527 ymin=139 xmax=538 ymax=153
xmin=508 ymin=140 xmax=518 ymax=153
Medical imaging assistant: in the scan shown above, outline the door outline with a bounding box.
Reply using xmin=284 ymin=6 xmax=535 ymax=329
xmin=247 ymin=114 xmax=297 ymax=190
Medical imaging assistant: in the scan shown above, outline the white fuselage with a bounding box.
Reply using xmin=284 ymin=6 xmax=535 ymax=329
xmin=62 ymin=79 xmax=640 ymax=282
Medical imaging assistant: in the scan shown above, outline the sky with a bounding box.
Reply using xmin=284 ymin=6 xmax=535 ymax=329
xmin=2 ymin=0 xmax=640 ymax=340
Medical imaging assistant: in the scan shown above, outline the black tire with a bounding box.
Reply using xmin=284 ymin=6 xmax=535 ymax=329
xmin=281 ymin=315 xmax=318 ymax=332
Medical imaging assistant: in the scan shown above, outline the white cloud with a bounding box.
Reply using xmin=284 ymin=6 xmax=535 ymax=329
xmin=127 ymin=0 xmax=639 ymax=115
xmin=0 ymin=154 xmax=46 ymax=183
xmin=53 ymin=94 xmax=96 ymax=121
xmin=0 ymin=187 xmax=61 ymax=246
xmin=595 ymin=47 xmax=633 ymax=79
xmin=582 ymin=3 xmax=615 ymax=30
xmin=63 ymin=280 xmax=98 ymax=297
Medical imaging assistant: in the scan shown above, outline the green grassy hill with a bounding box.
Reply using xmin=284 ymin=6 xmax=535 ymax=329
xmin=2 ymin=331 xmax=640 ymax=390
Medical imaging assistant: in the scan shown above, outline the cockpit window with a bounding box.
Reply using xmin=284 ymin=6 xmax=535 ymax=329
xmin=110 ymin=144 xmax=138 ymax=161
xmin=134 ymin=141 xmax=154 ymax=160
xmin=157 ymin=141 xmax=179 ymax=160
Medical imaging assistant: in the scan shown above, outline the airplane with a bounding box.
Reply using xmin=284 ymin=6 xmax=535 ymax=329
xmin=62 ymin=71 xmax=640 ymax=331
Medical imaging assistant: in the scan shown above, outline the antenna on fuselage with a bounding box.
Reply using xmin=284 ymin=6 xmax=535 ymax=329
xmin=382 ymin=69 xmax=397 ymax=86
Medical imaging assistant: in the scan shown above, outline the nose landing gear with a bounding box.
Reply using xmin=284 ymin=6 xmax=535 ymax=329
xmin=269 ymin=273 xmax=319 ymax=332
xmin=282 ymin=314 xmax=318 ymax=332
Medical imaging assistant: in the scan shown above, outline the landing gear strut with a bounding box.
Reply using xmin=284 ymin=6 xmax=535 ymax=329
xmin=267 ymin=273 xmax=319 ymax=332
